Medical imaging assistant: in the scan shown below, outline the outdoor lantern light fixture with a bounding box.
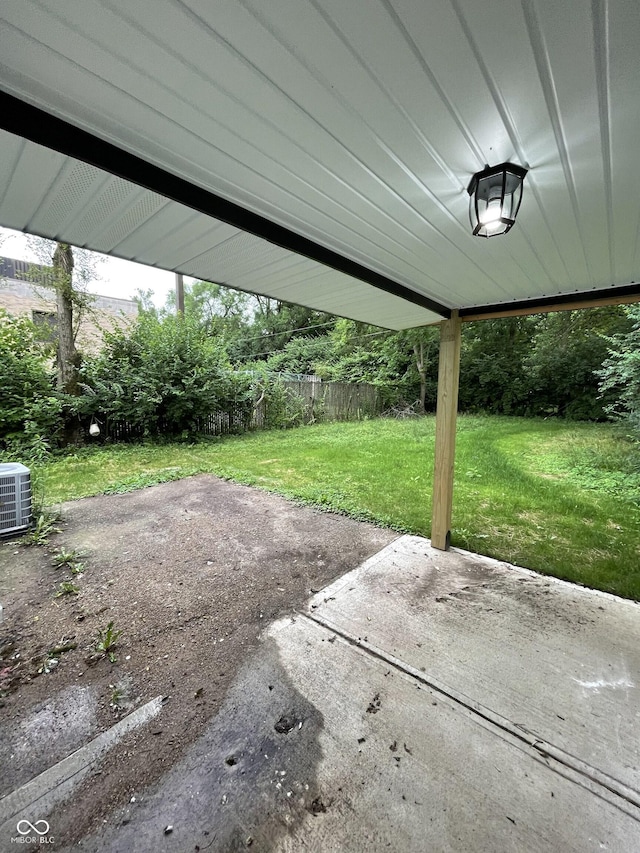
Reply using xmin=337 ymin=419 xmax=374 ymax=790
xmin=468 ymin=162 xmax=528 ymax=238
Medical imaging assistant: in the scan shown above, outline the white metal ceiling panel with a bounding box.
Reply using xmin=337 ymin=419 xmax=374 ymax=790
xmin=0 ymin=129 xmax=439 ymax=329
xmin=0 ymin=0 xmax=639 ymax=326
xmin=29 ymin=159 xmax=111 ymax=240
xmin=0 ymin=137 xmax=64 ymax=227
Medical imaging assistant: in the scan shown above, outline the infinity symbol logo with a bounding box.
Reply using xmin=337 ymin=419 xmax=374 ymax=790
xmin=16 ymin=819 xmax=50 ymax=835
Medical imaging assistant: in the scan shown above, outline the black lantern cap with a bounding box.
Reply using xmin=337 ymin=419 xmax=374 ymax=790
xmin=468 ymin=162 xmax=528 ymax=238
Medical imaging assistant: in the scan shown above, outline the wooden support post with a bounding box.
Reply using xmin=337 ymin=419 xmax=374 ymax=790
xmin=431 ymin=310 xmax=461 ymax=551
xmin=175 ymin=273 xmax=185 ymax=314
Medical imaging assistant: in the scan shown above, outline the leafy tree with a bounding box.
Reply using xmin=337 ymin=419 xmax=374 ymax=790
xmin=598 ymin=305 xmax=640 ymax=435
xmin=526 ymin=307 xmax=630 ymax=419
xmin=165 ymin=280 xmax=251 ymax=333
xmin=248 ymin=299 xmax=336 ymax=358
xmin=394 ymin=327 xmax=439 ymax=412
xmin=25 ymin=237 xmax=102 ymax=367
xmin=311 ymin=319 xmax=440 ymax=409
xmin=25 ymin=237 xmax=102 ymax=443
xmin=459 ymin=318 xmax=535 ymax=414
xmin=134 ymin=288 xmax=159 ymax=318
xmin=262 ymin=335 xmax=335 ymax=376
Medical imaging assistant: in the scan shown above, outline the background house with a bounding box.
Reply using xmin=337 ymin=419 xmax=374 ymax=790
xmin=0 ymin=255 xmax=138 ymax=352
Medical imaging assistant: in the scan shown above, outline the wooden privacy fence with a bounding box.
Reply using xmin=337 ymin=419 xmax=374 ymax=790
xmin=321 ymin=380 xmax=379 ymax=420
xmin=102 ymin=379 xmax=380 ymax=440
xmin=256 ymin=379 xmax=380 ymax=425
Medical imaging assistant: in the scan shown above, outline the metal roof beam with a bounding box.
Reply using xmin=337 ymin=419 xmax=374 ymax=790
xmin=460 ymin=284 xmax=640 ymax=322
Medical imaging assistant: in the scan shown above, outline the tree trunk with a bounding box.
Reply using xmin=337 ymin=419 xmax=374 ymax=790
xmin=53 ymin=243 xmax=77 ymax=391
xmin=53 ymin=242 xmax=81 ymax=444
xmin=414 ymin=341 xmax=427 ymax=413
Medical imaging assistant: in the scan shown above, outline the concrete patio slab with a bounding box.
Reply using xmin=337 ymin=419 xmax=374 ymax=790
xmin=307 ymin=536 xmax=640 ymax=796
xmin=59 ymin=535 xmax=640 ymax=852
xmin=267 ymin=614 xmax=638 ymax=852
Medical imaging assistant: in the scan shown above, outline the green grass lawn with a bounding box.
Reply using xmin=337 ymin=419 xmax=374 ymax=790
xmin=40 ymin=416 xmax=640 ymax=600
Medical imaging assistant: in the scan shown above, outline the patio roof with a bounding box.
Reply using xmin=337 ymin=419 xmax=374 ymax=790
xmin=1 ymin=1 xmax=639 ymax=330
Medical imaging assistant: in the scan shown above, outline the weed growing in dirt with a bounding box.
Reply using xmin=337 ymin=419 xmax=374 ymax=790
xmin=51 ymin=547 xmax=85 ymax=575
xmin=51 ymin=547 xmax=78 ymax=567
xmin=110 ymin=684 xmax=123 ymax=706
xmin=55 ymin=581 xmax=80 ymax=598
xmin=37 ymin=639 xmax=77 ymax=675
xmin=21 ymin=510 xmax=61 ymax=546
xmin=48 ymin=640 xmax=78 ymax=656
xmin=95 ymin=621 xmax=122 ymax=663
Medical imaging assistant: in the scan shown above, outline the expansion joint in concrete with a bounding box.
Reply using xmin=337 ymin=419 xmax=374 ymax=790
xmin=302 ymin=611 xmax=640 ymax=823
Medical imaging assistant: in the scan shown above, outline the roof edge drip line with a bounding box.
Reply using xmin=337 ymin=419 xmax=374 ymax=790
xmin=0 ymin=91 xmax=450 ymax=319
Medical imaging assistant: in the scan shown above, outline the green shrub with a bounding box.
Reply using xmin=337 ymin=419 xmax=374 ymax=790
xmin=80 ymin=313 xmax=253 ymax=437
xmin=0 ymin=310 xmax=61 ymax=452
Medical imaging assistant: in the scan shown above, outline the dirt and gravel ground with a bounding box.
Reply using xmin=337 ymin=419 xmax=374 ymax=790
xmin=0 ymin=475 xmax=396 ymax=848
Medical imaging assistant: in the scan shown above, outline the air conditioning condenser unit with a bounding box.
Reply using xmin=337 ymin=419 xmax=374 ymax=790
xmin=0 ymin=463 xmax=32 ymax=537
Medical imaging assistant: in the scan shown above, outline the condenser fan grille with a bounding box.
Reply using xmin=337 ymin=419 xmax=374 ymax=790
xmin=0 ymin=463 xmax=32 ymax=536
